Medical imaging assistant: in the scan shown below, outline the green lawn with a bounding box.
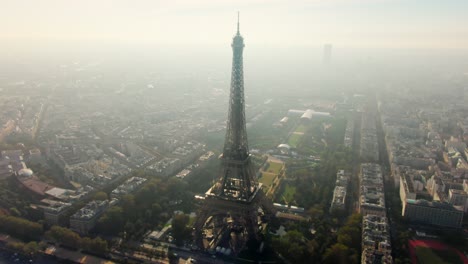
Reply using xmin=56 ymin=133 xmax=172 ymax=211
xmin=415 ymin=247 xmax=463 ymax=264
xmin=295 ymin=124 xmax=308 ymax=133
xmin=259 ymin=172 xmax=276 ymax=187
xmin=267 ymin=162 xmax=283 ymax=174
xmin=288 ymin=133 xmax=302 ymax=148
xmin=188 ymin=216 xmax=196 ymax=227
xmin=282 ymin=184 xmax=296 ymax=204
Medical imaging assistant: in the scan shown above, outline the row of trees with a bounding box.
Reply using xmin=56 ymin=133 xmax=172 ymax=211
xmin=171 ymin=214 xmax=192 ymax=246
xmin=95 ymin=177 xmax=190 ymax=240
xmin=0 ymin=215 xmax=108 ymax=256
xmin=272 ymin=229 xmax=315 ymax=263
xmin=271 ymin=213 xmax=361 ymax=263
xmin=45 ymin=226 xmax=108 ymax=255
xmin=0 ymin=214 xmax=43 ymax=241
xmin=271 ymin=117 xmax=356 ymax=263
xmin=0 ymin=177 xmax=40 ymax=219
xmin=6 ymin=241 xmax=45 ymax=257
xmin=289 ymin=145 xmax=352 ymax=213
xmin=322 ymin=213 xmax=362 ymax=264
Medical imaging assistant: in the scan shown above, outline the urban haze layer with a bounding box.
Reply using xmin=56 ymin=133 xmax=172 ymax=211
xmin=1 ymin=13 xmax=468 ymax=264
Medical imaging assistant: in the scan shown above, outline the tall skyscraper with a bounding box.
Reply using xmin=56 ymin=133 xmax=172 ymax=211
xmin=194 ymin=14 xmax=273 ymax=254
xmin=323 ymin=43 xmax=333 ymax=65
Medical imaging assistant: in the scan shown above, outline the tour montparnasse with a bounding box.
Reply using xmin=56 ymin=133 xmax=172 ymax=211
xmin=194 ymin=14 xmax=274 ymax=254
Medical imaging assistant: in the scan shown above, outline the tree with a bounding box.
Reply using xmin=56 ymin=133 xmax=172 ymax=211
xmin=87 ymin=237 xmax=108 ymax=255
xmin=84 ymin=237 xmax=108 ymax=255
xmin=323 ymin=213 xmax=362 ymax=264
xmin=6 ymin=241 xmax=39 ymax=256
xmin=172 ymin=214 xmax=190 ymax=246
xmin=323 ymin=243 xmax=351 ymax=264
xmin=81 ymin=237 xmax=93 ymax=251
xmin=121 ymin=194 xmax=136 ymax=217
xmin=23 ymin=241 xmax=39 ymax=256
xmin=7 ymin=242 xmax=26 ymax=254
xmin=272 ymin=230 xmax=309 ymax=263
xmin=0 ymin=215 xmax=43 ymax=241
xmin=337 ymin=214 xmax=361 ymax=250
xmin=167 ymin=178 xmax=188 ymax=200
xmin=124 ymin=221 xmax=136 ymax=236
xmin=94 ymin=191 xmax=108 ymax=201
xmin=307 ymin=204 xmax=324 ymax=220
xmin=45 ymin=226 xmax=81 ymax=249
xmin=307 ymin=239 xmax=319 ymax=258
xmin=9 ymin=207 xmax=21 ymax=217
xmin=152 ymin=203 xmax=162 ymax=217
xmin=97 ymin=206 xmax=125 ymax=235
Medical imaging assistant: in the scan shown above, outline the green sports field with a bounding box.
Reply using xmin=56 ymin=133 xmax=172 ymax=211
xmin=415 ymin=246 xmax=463 ymax=264
xmin=259 ymin=172 xmax=276 ymax=187
xmin=288 ymin=133 xmax=301 ymax=148
xmin=266 ymin=162 xmax=283 ymax=174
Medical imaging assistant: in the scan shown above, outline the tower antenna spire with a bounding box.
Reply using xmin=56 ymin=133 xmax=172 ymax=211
xmin=237 ymin=11 xmax=240 ymax=34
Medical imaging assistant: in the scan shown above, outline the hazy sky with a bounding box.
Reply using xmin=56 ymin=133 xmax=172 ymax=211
xmin=2 ymin=0 xmax=468 ymax=51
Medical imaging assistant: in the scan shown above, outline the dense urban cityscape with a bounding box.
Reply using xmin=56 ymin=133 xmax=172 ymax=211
xmin=2 ymin=1 xmax=468 ymax=264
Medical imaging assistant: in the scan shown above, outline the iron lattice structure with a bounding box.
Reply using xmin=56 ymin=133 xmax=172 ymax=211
xmin=211 ymin=16 xmax=256 ymax=200
xmin=194 ymin=15 xmax=274 ymax=254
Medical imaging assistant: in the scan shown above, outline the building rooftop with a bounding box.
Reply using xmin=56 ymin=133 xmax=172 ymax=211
xmin=45 ymin=187 xmax=75 ymax=200
xmin=71 ymin=199 xmax=111 ymax=220
xmin=332 ymin=186 xmax=347 ymax=206
xmin=362 ymin=214 xmax=392 ymax=264
xmin=406 ymin=199 xmax=459 ymax=211
xmin=44 ymin=201 xmax=72 ymax=214
xmin=111 ymin=177 xmax=147 ymax=197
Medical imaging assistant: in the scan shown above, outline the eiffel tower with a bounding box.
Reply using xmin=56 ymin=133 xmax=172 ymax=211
xmin=194 ymin=14 xmax=274 ymax=254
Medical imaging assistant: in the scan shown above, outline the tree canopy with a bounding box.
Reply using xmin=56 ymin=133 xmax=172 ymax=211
xmin=45 ymin=226 xmax=108 ymax=255
xmin=0 ymin=214 xmax=43 ymax=241
xmin=172 ymin=214 xmax=191 ymax=246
